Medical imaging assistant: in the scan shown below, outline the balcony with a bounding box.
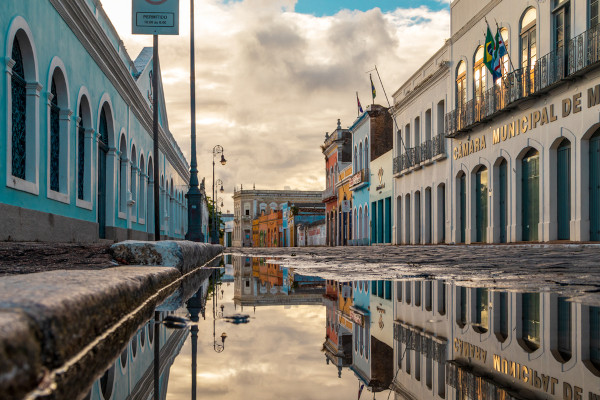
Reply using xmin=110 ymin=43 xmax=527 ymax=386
xmin=446 ymin=24 xmax=600 ymax=137
xmin=393 ymin=133 xmax=446 ymax=175
xmin=349 ymin=168 xmax=369 ymax=190
xmin=322 ymin=185 xmax=336 ymax=202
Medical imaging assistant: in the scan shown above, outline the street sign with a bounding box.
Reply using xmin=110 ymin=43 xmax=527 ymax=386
xmin=132 ymin=0 xmax=180 ymax=35
xmin=341 ymin=200 xmax=351 ymax=213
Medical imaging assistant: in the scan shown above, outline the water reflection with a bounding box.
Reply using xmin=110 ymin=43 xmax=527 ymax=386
xmin=84 ymin=257 xmax=600 ymax=400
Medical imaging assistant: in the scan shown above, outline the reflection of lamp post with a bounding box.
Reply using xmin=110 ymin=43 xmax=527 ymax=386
xmin=212 ymin=146 xmax=226 ymax=243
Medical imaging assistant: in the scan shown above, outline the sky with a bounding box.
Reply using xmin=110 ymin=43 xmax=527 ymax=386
xmin=100 ymin=0 xmax=450 ymax=212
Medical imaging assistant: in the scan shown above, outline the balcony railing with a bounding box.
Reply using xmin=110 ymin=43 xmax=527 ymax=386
xmin=393 ymin=133 xmax=446 ymax=174
xmin=446 ymin=24 xmax=600 ymax=137
xmin=349 ymin=168 xmax=369 ymax=189
xmin=322 ymin=185 xmax=336 ymax=201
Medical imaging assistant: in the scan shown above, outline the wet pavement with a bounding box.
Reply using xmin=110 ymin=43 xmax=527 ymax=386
xmin=226 ymin=245 xmax=600 ymax=298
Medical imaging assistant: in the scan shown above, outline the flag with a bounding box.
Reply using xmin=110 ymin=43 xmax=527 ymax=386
xmin=370 ymin=74 xmax=376 ymax=102
xmin=358 ymin=383 xmax=364 ymax=399
xmin=484 ymin=25 xmax=502 ymax=81
xmin=494 ymin=29 xmax=508 ymax=78
xmin=356 ymin=92 xmax=364 ymax=115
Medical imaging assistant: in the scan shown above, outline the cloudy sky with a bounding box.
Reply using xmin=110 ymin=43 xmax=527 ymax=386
xmin=100 ymin=0 xmax=450 ymax=212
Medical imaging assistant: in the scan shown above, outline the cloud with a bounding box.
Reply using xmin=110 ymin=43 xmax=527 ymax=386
xmin=100 ymin=0 xmax=449 ymax=212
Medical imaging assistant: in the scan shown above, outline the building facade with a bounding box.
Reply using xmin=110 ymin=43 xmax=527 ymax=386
xmin=321 ymin=119 xmax=352 ymax=246
xmin=232 ymin=188 xmax=321 ymax=247
xmin=370 ymin=150 xmax=394 ymax=244
xmin=1 ymin=0 xmax=192 ymax=242
xmin=350 ymin=104 xmax=393 ymax=246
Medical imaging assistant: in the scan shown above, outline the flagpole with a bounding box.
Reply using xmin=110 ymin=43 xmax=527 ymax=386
xmin=493 ymin=18 xmax=517 ymax=73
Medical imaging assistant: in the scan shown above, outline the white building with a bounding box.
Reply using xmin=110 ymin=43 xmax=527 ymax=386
xmin=392 ymin=0 xmax=600 ymax=244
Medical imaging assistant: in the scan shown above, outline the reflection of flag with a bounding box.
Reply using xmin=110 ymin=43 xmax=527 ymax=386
xmin=356 ymin=92 xmax=364 ymax=115
xmin=358 ymin=383 xmax=364 ymax=399
xmin=370 ymin=74 xmax=376 ymax=101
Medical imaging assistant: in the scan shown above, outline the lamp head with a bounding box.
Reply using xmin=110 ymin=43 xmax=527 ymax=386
xmin=220 ymin=154 xmax=227 ymax=165
xmin=221 ymin=332 xmax=228 ymax=343
xmin=220 ymin=185 xmax=224 ymax=193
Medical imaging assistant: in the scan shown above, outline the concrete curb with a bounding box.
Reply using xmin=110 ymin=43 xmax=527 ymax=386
xmin=109 ymin=240 xmax=224 ymax=274
xmin=0 ymin=241 xmax=223 ymax=399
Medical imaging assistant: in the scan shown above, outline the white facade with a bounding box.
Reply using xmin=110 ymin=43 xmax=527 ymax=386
xmin=391 ymin=0 xmax=600 ymax=244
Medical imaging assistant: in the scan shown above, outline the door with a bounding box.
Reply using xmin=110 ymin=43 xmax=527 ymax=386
xmin=591 ymin=132 xmax=600 ymax=240
xmin=499 ymin=160 xmax=508 ymax=243
xmin=476 ymin=167 xmax=488 ymax=243
xmin=522 ymin=149 xmax=540 ymax=241
xmin=459 ymin=175 xmax=466 ymax=243
xmin=378 ymin=199 xmax=384 ymax=244
xmin=371 ymin=201 xmax=377 ymax=244
xmin=557 ymin=140 xmax=571 ymax=240
xmin=385 ymin=197 xmax=391 ymax=244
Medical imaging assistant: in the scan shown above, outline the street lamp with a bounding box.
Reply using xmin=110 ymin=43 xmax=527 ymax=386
xmin=185 ymin=0 xmax=204 ymax=242
xmin=212 ymin=146 xmax=226 ymax=244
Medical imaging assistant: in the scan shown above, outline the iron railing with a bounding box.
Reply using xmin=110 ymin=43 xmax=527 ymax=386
xmin=394 ymin=133 xmax=446 ymax=174
xmin=446 ymin=24 xmax=600 ymax=136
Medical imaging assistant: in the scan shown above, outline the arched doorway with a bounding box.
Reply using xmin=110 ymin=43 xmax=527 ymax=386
xmin=522 ymin=148 xmax=540 ymax=241
xmin=590 ymin=130 xmax=600 ymax=240
xmin=475 ymin=166 xmax=488 ymax=243
xmin=97 ymin=106 xmax=109 ymax=239
xmin=458 ymin=172 xmax=466 ymax=243
xmin=498 ymin=159 xmax=508 ymax=243
xmin=557 ymin=139 xmax=571 ymax=240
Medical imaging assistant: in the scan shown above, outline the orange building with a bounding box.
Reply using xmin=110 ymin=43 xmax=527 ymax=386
xmin=254 ymin=209 xmax=283 ymax=247
xmin=337 ymin=164 xmax=354 ymax=246
xmin=252 ymin=219 xmax=259 ymax=247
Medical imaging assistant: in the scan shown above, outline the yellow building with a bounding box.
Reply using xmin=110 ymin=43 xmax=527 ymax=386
xmin=336 ymin=164 xmax=353 ymax=245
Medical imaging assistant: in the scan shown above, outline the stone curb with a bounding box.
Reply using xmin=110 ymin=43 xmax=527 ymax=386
xmin=0 ymin=241 xmax=223 ymax=399
xmin=109 ymin=240 xmax=224 ymax=274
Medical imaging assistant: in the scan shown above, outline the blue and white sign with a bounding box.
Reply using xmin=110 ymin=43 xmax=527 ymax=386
xmin=132 ymin=0 xmax=180 ymax=35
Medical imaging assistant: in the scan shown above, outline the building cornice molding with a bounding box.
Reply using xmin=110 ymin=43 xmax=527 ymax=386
xmin=49 ymin=0 xmax=190 ymax=182
xmin=392 ymin=64 xmax=449 ymax=115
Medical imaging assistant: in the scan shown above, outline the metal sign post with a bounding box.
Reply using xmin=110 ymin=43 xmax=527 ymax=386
xmin=132 ymin=0 xmax=179 ymax=241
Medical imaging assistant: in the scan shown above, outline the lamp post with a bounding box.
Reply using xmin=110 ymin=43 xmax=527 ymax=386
xmin=185 ymin=0 xmax=204 ymax=242
xmin=211 ymin=146 xmax=226 ymax=243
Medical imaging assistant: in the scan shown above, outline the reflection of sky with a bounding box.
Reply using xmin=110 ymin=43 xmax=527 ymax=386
xmin=166 ymin=284 xmax=358 ymax=399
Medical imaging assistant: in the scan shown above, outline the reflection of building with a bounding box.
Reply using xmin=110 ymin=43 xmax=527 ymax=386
xmin=392 ymin=280 xmax=600 ymax=400
xmin=323 ymin=280 xmax=353 ymax=378
xmin=350 ymin=280 xmax=393 ymax=394
xmin=232 ymin=256 xmax=325 ymax=307
xmin=232 ymin=188 xmax=321 ymax=247
xmin=87 ymin=312 xmax=188 ymax=400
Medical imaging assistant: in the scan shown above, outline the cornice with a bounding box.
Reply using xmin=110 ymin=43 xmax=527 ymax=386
xmin=392 ymin=64 xmax=449 ymax=115
xmin=449 ymin=0 xmax=502 ymax=45
xmin=49 ymin=0 xmax=190 ymax=181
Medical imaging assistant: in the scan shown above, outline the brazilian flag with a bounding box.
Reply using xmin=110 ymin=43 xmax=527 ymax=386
xmin=484 ymin=26 xmax=502 ymax=80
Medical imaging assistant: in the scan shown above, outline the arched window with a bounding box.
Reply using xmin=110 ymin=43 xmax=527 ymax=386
xmin=359 ymin=142 xmax=363 ymax=170
xmin=474 ymin=47 xmax=486 ymax=108
xmin=353 ymin=146 xmax=357 ymax=171
xmin=521 ymin=8 xmax=537 ymax=93
xmin=50 ymin=77 xmax=60 ymax=192
xmin=456 ymin=61 xmax=467 ymax=110
xmin=11 ymin=37 xmax=26 ymax=180
xmin=553 ymin=0 xmax=570 ymax=55
xmin=119 ymin=134 xmax=127 ymax=214
xmin=591 ymin=0 xmax=600 ymax=28
xmin=140 ymin=154 xmax=146 ymax=223
xmin=364 ymin=138 xmax=369 ymax=171
xmin=130 ymin=145 xmax=137 ymax=218
xmin=77 ymin=102 xmax=85 ymax=200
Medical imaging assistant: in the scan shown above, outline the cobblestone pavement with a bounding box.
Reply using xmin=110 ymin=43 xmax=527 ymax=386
xmin=225 ymin=244 xmax=600 ymax=300
xmin=0 ymin=242 xmax=115 ymax=276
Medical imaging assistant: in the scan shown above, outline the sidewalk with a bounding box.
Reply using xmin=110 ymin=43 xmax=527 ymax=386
xmin=0 ymin=242 xmax=114 ymax=276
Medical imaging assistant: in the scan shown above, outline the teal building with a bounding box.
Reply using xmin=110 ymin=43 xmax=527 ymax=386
xmin=1 ymin=0 xmax=194 ymax=242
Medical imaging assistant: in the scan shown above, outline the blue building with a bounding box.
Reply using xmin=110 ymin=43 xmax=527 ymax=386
xmin=282 ymin=202 xmax=325 ymax=247
xmin=349 ymin=105 xmax=392 ymax=246
xmin=0 ymin=0 xmax=196 ymax=242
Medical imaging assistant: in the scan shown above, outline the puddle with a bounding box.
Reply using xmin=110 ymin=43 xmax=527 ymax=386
xmin=70 ymin=255 xmax=600 ymax=399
